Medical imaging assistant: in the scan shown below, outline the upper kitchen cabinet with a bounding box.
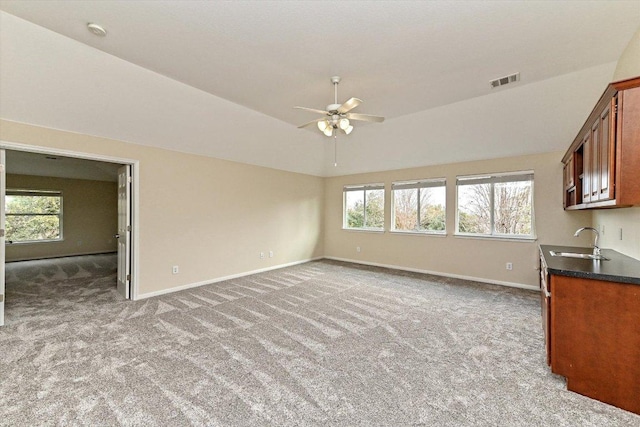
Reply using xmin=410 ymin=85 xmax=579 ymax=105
xmin=563 ymin=76 xmax=640 ymax=210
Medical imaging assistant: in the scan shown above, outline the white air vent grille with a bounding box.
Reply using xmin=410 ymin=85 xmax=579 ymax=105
xmin=490 ymin=72 xmax=520 ymax=88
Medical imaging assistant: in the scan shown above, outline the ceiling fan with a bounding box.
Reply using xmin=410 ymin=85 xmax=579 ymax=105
xmin=295 ymin=76 xmax=384 ymax=137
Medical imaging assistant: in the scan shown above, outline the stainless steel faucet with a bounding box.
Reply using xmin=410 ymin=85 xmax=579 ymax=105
xmin=574 ymin=227 xmax=601 ymax=256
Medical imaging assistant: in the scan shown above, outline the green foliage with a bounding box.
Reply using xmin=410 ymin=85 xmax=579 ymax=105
xmin=420 ymin=204 xmax=445 ymax=231
xmin=458 ymin=210 xmax=485 ymax=233
xmin=346 ymin=189 xmax=384 ymax=229
xmin=5 ymin=194 xmax=61 ymax=242
xmin=347 ymin=201 xmax=364 ymax=228
xmin=364 ymin=190 xmax=384 ymax=228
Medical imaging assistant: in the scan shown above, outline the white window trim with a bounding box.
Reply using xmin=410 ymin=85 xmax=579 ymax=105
xmin=343 ymin=183 xmax=385 ymax=231
xmin=389 ymin=230 xmax=447 ymax=237
xmin=391 ymin=178 xmax=446 ymax=234
xmin=5 ymin=189 xmax=64 ymax=244
xmin=455 ymin=170 xmax=535 ymax=240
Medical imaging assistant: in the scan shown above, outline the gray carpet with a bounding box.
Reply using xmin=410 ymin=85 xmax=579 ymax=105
xmin=0 ymin=254 xmax=638 ymax=426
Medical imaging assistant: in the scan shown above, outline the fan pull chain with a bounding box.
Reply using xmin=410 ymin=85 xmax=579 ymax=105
xmin=334 ymin=134 xmax=338 ymax=167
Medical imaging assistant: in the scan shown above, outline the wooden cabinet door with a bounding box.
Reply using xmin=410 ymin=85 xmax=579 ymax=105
xmin=563 ymin=156 xmax=575 ymax=191
xmin=567 ymin=156 xmax=575 ymax=189
xmin=551 ymin=275 xmax=640 ymax=414
xmin=582 ymin=132 xmax=591 ymax=203
xmin=598 ymin=101 xmax=615 ymax=201
xmin=563 ymin=155 xmax=576 ymax=208
xmin=591 ymin=119 xmax=600 ymax=199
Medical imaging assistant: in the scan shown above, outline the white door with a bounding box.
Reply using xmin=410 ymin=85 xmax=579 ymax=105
xmin=0 ymin=150 xmax=5 ymax=326
xmin=117 ymin=165 xmax=131 ymax=299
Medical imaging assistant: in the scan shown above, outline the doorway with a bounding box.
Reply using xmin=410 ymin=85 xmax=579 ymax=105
xmin=0 ymin=142 xmax=138 ymax=326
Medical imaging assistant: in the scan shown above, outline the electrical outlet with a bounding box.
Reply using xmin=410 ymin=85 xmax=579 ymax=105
xmin=260 ymin=252 xmax=265 ymax=259
xmin=269 ymin=250 xmax=273 ymax=258
xmin=172 ymin=265 xmax=179 ymax=274
xmin=506 ymin=262 xmax=513 ymax=271
xmin=356 ymin=246 xmax=361 ymax=253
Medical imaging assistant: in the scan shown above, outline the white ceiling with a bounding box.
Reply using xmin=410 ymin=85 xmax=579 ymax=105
xmin=0 ymin=1 xmax=638 ymax=177
xmin=6 ymin=150 xmax=120 ymax=182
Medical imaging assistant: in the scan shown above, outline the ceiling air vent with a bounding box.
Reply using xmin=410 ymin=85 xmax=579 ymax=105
xmin=490 ymin=72 xmax=520 ymax=89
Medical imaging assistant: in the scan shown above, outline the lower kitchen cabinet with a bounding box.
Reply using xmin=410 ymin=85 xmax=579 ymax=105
xmin=539 ymin=245 xmax=640 ymax=415
xmin=546 ymin=272 xmax=640 ymax=414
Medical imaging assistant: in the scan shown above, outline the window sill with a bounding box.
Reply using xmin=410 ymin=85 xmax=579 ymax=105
xmin=342 ymin=228 xmax=384 ymax=234
xmin=454 ymin=233 xmax=537 ymax=243
xmin=389 ymin=230 xmax=447 ymax=237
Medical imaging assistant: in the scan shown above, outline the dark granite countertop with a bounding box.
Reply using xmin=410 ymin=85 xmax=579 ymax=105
xmin=540 ymin=245 xmax=640 ymax=285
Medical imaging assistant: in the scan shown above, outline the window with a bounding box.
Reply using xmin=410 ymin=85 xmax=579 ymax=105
xmin=5 ymin=190 xmax=63 ymax=243
xmin=456 ymin=172 xmax=534 ymax=238
xmin=343 ymin=184 xmax=384 ymax=230
xmin=392 ymin=179 xmax=446 ymax=233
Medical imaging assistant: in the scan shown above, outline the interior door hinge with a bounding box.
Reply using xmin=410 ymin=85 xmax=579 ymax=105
xmin=126 ymin=274 xmax=131 ymax=282
xmin=126 ymin=225 xmax=131 ymax=232
xmin=127 ymin=176 xmax=132 ymax=183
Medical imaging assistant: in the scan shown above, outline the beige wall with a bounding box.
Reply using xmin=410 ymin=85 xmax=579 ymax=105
xmin=593 ymin=208 xmax=640 ymax=260
xmin=592 ymin=25 xmax=640 ymax=260
xmin=613 ymin=26 xmax=640 ymax=82
xmin=324 ymin=152 xmax=593 ymax=288
xmin=6 ymin=174 xmax=117 ymax=262
xmin=0 ymin=119 xmax=325 ymax=297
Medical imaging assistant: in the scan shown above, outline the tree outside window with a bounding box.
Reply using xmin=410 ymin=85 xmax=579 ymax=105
xmin=344 ymin=185 xmax=384 ymax=230
xmin=5 ymin=190 xmax=63 ymax=243
xmin=456 ymin=173 xmax=533 ymax=237
xmin=392 ymin=179 xmax=446 ymax=233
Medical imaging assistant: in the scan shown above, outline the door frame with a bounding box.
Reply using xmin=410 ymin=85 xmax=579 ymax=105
xmin=0 ymin=149 xmax=5 ymax=326
xmin=0 ymin=140 xmax=140 ymax=300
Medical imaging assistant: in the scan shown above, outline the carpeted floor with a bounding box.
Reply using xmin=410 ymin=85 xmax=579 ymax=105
xmin=0 ymin=254 xmax=638 ymax=426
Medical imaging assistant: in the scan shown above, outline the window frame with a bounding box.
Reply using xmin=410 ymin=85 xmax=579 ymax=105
xmin=343 ymin=183 xmax=385 ymax=231
xmin=391 ymin=178 xmax=447 ymax=235
xmin=5 ymin=189 xmax=64 ymax=244
xmin=455 ymin=171 xmax=535 ymax=240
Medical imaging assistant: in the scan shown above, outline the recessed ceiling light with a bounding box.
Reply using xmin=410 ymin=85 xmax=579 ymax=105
xmin=87 ymin=23 xmax=107 ymax=37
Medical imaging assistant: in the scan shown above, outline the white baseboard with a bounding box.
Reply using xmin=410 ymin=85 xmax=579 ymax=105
xmin=135 ymin=257 xmax=324 ymax=300
xmin=135 ymin=255 xmax=537 ymax=301
xmin=323 ymin=256 xmax=539 ymax=291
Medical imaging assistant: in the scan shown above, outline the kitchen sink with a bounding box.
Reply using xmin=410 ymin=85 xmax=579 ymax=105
xmin=549 ymin=251 xmax=609 ymax=261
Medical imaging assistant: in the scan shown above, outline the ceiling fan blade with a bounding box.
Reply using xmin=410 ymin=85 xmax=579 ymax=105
xmin=294 ymin=106 xmax=330 ymax=115
xmin=345 ymin=112 xmax=385 ymax=123
xmin=337 ymin=97 xmax=362 ymax=114
xmin=297 ymin=118 xmax=325 ymax=129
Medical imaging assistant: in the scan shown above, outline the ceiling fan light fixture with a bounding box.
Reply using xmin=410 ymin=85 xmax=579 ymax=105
xmin=295 ymin=76 xmax=384 ymax=145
